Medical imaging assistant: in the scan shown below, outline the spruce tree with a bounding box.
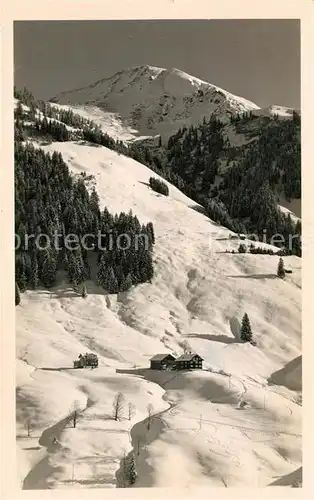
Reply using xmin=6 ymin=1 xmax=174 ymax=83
xmin=15 ymin=282 xmax=21 ymax=306
xmin=240 ymin=313 xmax=253 ymax=342
xmin=97 ymin=256 xmax=107 ymax=288
xmin=128 ymin=453 xmax=137 ymax=485
xmin=19 ymin=271 xmax=28 ymax=292
xmin=120 ymin=273 xmax=133 ymax=292
xmin=277 ymin=257 xmax=285 ymax=279
xmin=103 ymin=267 xmax=119 ymax=294
xmin=238 ymin=243 xmax=247 ymax=253
xmin=146 ymin=222 xmax=155 ymax=245
xmin=30 ymin=254 xmax=39 ymax=289
xmin=40 ymin=249 xmax=57 ymax=288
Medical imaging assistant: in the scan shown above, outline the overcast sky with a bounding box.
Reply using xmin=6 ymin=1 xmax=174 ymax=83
xmin=14 ymin=19 xmax=300 ymax=108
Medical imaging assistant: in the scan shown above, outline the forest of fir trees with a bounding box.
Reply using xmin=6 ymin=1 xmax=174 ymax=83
xmin=15 ymin=137 xmax=156 ymax=300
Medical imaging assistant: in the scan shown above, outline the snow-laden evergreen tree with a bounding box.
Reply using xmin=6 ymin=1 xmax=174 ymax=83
xmin=104 ymin=267 xmax=119 ymax=294
xmin=240 ymin=313 xmax=253 ymax=342
xmin=277 ymin=257 xmax=285 ymax=278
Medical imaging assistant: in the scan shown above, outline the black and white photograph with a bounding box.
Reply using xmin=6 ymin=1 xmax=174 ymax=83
xmin=13 ymin=17 xmax=302 ymax=489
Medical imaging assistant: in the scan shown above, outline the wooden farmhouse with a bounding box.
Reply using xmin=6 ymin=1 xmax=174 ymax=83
xmin=150 ymin=354 xmax=176 ymax=370
xmin=149 ymin=353 xmax=204 ymax=371
xmin=175 ymin=353 xmax=204 ymax=370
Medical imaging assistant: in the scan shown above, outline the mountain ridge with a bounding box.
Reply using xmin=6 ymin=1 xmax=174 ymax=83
xmin=50 ymin=65 xmax=265 ymax=139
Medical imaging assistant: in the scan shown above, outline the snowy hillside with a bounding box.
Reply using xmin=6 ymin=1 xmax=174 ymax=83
xmin=51 ymin=65 xmax=261 ymax=139
xmin=16 ymin=126 xmax=302 ymax=489
xmin=269 ymin=356 xmax=302 ymax=392
xmin=253 ymin=105 xmax=299 ymax=120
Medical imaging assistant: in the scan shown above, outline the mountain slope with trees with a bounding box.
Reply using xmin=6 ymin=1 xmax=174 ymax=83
xmin=15 ymin=87 xmax=301 ymax=489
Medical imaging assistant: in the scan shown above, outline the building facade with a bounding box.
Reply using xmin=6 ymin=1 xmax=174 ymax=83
xmin=150 ymin=354 xmax=176 ymax=370
xmin=175 ymin=353 xmax=203 ymax=370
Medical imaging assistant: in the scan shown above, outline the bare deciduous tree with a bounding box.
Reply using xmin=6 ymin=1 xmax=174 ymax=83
xmin=113 ymin=392 xmax=125 ymax=421
xmin=135 ymin=436 xmax=141 ymax=456
xmin=147 ymin=403 xmax=154 ymax=430
xmin=128 ymin=402 xmax=136 ymax=421
xmin=69 ymin=400 xmax=81 ymax=428
xmin=180 ymin=339 xmax=192 ymax=354
xmin=25 ymin=418 xmax=32 ymax=437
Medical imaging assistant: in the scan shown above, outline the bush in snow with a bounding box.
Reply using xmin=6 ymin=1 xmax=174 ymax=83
xmin=238 ymin=243 xmax=247 ymax=253
xmin=149 ymin=176 xmax=169 ymax=196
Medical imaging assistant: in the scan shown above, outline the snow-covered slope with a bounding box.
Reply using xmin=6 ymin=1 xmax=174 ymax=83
xmin=253 ymin=105 xmax=298 ymax=120
xmin=16 ymin=135 xmax=302 ymax=489
xmin=269 ymin=356 xmax=302 ymax=392
xmin=51 ymin=65 xmax=261 ymax=139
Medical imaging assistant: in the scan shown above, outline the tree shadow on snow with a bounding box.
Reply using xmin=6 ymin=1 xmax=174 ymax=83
xmin=61 ymin=475 xmax=114 ymax=486
xmin=185 ymin=333 xmax=238 ymax=345
xmin=227 ymin=273 xmax=278 ymax=280
xmin=35 ymin=288 xmax=79 ymax=299
xmin=188 ymin=204 xmax=207 ymax=216
xmin=39 ymin=367 xmax=74 ymax=372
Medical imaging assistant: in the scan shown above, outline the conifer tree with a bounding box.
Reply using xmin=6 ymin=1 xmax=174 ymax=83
xmin=120 ymin=273 xmax=133 ymax=292
xmin=240 ymin=313 xmax=253 ymax=342
xmin=277 ymin=257 xmax=285 ymax=278
xmin=103 ymin=267 xmax=119 ymax=294
xmin=238 ymin=243 xmax=247 ymax=253
xmin=128 ymin=453 xmax=137 ymax=485
xmin=40 ymin=249 xmax=57 ymax=288
xmin=97 ymin=256 xmax=107 ymax=288
xmin=15 ymin=282 xmax=21 ymax=306
xmin=146 ymin=222 xmax=155 ymax=245
xmin=30 ymin=254 xmax=39 ymax=289
xmin=19 ymin=271 xmax=28 ymax=292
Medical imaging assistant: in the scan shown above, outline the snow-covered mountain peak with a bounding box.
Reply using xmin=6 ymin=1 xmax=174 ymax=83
xmin=51 ymin=65 xmax=261 ymax=139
